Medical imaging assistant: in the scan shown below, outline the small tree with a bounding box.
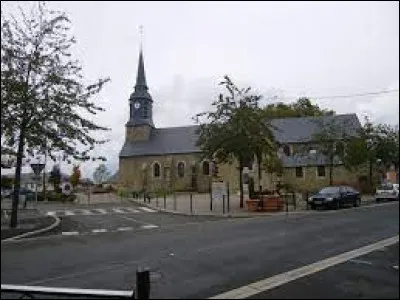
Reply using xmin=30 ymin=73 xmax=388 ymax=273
xmin=69 ymin=165 xmax=81 ymax=189
xmin=93 ymin=164 xmax=110 ymax=185
xmin=194 ymin=76 xmax=276 ymax=208
xmin=48 ymin=164 xmax=61 ymax=193
xmin=312 ymin=118 xmax=352 ymax=186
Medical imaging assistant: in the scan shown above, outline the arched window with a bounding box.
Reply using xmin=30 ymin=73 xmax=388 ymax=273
xmin=177 ymin=162 xmax=185 ymax=178
xmin=202 ymin=161 xmax=210 ymax=175
xmin=153 ymin=162 xmax=160 ymax=178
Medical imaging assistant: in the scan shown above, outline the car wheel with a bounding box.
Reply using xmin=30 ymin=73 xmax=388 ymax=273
xmin=310 ymin=204 xmax=316 ymax=210
xmin=354 ymin=198 xmax=361 ymax=207
xmin=335 ymin=199 xmax=341 ymax=210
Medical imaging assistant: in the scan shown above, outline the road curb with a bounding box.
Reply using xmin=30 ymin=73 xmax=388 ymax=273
xmin=1 ymin=215 xmax=61 ymax=242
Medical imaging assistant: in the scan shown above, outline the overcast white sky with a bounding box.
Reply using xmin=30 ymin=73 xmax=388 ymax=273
xmin=2 ymin=1 xmax=399 ymax=179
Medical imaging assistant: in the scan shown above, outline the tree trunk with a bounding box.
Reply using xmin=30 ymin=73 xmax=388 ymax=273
xmin=10 ymin=128 xmax=26 ymax=228
xmin=369 ymin=159 xmax=373 ymax=188
xmin=239 ymin=162 xmax=244 ymax=208
xmin=257 ymin=154 xmax=262 ymax=192
xmin=42 ymin=142 xmax=47 ymax=201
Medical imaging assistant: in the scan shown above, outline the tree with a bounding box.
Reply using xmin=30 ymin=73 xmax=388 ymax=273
xmin=69 ymin=165 xmax=81 ymax=188
xmin=1 ymin=176 xmax=14 ymax=189
xmin=93 ymin=164 xmax=110 ymax=185
xmin=1 ymin=2 xmax=110 ymax=227
xmin=342 ymin=117 xmax=399 ymax=187
xmin=194 ymin=76 xmax=276 ymax=208
xmin=263 ymin=97 xmax=334 ymax=119
xmin=48 ymin=164 xmax=61 ymax=193
xmin=312 ymin=118 xmax=351 ymax=186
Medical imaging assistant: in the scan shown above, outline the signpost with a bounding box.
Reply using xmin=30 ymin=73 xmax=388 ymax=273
xmin=211 ymin=181 xmax=228 ymax=213
xmin=30 ymin=163 xmax=45 ymax=206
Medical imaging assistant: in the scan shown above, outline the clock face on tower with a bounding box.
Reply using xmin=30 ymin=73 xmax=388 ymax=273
xmin=134 ymin=102 xmax=141 ymax=109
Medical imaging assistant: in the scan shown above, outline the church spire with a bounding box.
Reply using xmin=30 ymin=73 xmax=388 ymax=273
xmin=135 ymin=49 xmax=147 ymax=90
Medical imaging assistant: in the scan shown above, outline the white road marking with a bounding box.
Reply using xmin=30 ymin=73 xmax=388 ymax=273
xmin=64 ymin=210 xmax=75 ymax=216
xmin=137 ymin=207 xmax=156 ymax=213
xmin=112 ymin=208 xmax=127 ymax=214
xmin=349 ymin=259 xmax=373 ymax=266
xmin=116 ymin=227 xmax=133 ymax=231
xmin=92 ymin=229 xmax=107 ymax=233
xmin=393 ymin=265 xmax=399 ymax=270
xmin=140 ymin=224 xmax=158 ymax=229
xmin=46 ymin=211 xmax=56 ymax=216
xmin=123 ymin=208 xmax=140 ymax=213
xmin=209 ymin=235 xmax=399 ymax=299
xmin=61 ymin=231 xmax=79 ymax=236
xmin=80 ymin=209 xmax=93 ymax=215
xmin=93 ymin=209 xmax=107 ymax=214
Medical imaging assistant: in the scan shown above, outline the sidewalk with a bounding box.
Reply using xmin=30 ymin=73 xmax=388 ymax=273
xmin=127 ymin=193 xmax=377 ymax=217
xmin=127 ymin=192 xmax=309 ymax=217
xmin=1 ymin=208 xmax=56 ymax=240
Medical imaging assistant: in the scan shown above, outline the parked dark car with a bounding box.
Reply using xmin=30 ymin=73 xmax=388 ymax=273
xmin=308 ymin=186 xmax=361 ymax=210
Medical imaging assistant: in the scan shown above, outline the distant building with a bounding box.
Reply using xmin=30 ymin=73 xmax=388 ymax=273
xmin=3 ymin=172 xmax=69 ymax=191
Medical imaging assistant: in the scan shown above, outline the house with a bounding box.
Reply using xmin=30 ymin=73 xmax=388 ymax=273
xmin=117 ymin=48 xmax=366 ymax=193
xmin=3 ymin=172 xmax=69 ymax=192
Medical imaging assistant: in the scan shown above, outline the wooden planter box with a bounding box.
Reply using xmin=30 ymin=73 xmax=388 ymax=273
xmin=246 ymin=199 xmax=260 ymax=212
xmin=247 ymin=195 xmax=283 ymax=212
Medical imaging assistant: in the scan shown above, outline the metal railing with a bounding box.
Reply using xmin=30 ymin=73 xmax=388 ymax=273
xmin=1 ymin=285 xmax=134 ymax=299
xmin=1 ymin=268 xmax=151 ymax=299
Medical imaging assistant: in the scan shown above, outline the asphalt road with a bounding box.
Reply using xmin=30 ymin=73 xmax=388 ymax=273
xmin=248 ymin=243 xmax=399 ymax=299
xmin=1 ymin=202 xmax=398 ymax=299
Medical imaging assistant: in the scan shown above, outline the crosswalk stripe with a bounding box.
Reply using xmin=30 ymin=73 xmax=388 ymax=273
xmin=92 ymin=229 xmax=107 ymax=233
xmin=80 ymin=209 xmax=93 ymax=215
xmin=112 ymin=208 xmax=127 ymax=214
xmin=93 ymin=209 xmax=107 ymax=214
xmin=123 ymin=208 xmax=140 ymax=213
xmin=46 ymin=211 xmax=56 ymax=216
xmin=138 ymin=207 xmax=156 ymax=213
xmin=116 ymin=227 xmax=133 ymax=231
xmin=64 ymin=210 xmax=75 ymax=216
xmin=141 ymin=224 xmax=158 ymax=229
xmin=61 ymin=231 xmax=79 ymax=236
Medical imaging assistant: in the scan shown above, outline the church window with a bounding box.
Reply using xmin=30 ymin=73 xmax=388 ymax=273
xmin=177 ymin=162 xmax=185 ymax=178
xmin=153 ymin=162 xmax=160 ymax=178
xmin=202 ymin=161 xmax=210 ymax=175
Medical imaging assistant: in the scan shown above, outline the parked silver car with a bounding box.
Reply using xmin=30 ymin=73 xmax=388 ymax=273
xmin=375 ymin=183 xmax=399 ymax=202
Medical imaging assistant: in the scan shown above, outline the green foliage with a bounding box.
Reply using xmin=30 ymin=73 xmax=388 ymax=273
xmin=263 ymin=97 xmax=334 ymax=119
xmin=1 ymin=176 xmax=13 ymax=189
xmin=312 ymin=117 xmax=352 ymax=185
xmin=341 ymin=117 xmax=399 ymax=185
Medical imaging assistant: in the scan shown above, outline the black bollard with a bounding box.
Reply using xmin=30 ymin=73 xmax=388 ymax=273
xmin=136 ymin=268 xmax=150 ymax=299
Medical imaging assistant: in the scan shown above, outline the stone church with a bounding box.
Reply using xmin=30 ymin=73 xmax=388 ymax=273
xmin=118 ymin=49 xmax=364 ymax=193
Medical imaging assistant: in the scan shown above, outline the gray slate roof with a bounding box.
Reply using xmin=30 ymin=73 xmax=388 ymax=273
xmin=120 ymin=125 xmax=201 ymax=157
xmin=270 ymin=114 xmax=360 ymax=143
xmin=119 ymin=114 xmax=361 ymax=161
